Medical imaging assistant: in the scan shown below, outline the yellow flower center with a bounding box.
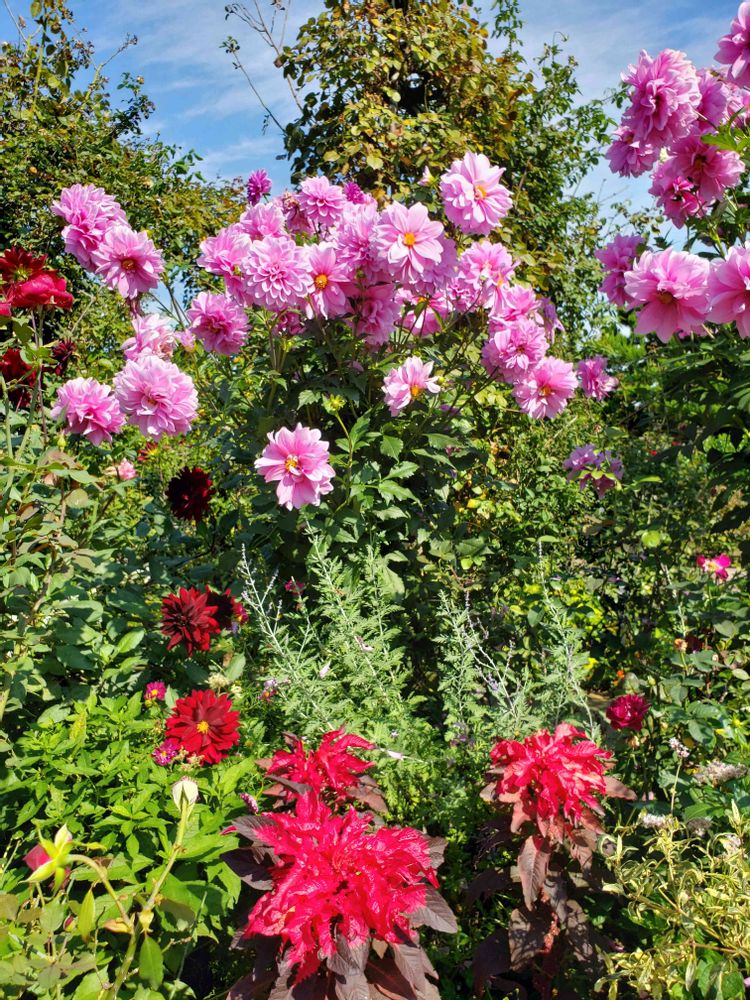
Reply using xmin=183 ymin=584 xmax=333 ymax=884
xmin=121 ymin=257 xmax=137 ymax=271
xmin=475 ymin=183 xmax=487 ymax=200
xmin=540 ymin=385 xmax=552 ymax=397
xmin=196 ymin=720 xmax=210 ymax=734
xmin=285 ymin=455 xmax=300 ymax=472
xmin=657 ymin=291 xmax=675 ymax=304
xmin=314 ymin=273 xmax=329 ymax=290
xmin=403 ymin=232 xmax=416 ymax=247
xmin=410 ymin=384 xmax=423 ymax=399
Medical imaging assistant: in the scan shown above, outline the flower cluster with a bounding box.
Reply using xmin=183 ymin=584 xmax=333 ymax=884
xmin=263 ymin=729 xmax=376 ymax=805
xmin=563 ymin=444 xmax=623 ymax=497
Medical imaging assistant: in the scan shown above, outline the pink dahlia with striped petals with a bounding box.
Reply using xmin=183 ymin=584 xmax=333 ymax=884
xmin=374 ymin=203 xmax=444 ymax=284
xmin=188 ymin=292 xmax=248 ymax=355
xmin=255 ymin=424 xmax=335 ymax=510
xmin=439 ymin=151 xmax=512 ymax=236
xmin=92 ymin=226 xmax=164 ymax=298
xmin=513 ymin=357 xmax=577 ymax=419
xmin=624 ymin=248 xmax=709 ymax=342
xmin=113 ymin=356 xmax=198 ymax=440
xmin=382 ymin=356 xmax=440 ymax=416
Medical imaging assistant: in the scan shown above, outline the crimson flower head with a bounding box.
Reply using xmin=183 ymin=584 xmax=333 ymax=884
xmin=242 ymin=792 xmax=437 ymax=981
xmin=10 ymin=271 xmax=73 ymax=310
xmin=144 ymin=681 xmax=167 ymax=705
xmin=606 ymin=694 xmax=650 ymax=731
xmin=0 ymin=347 xmax=35 ymax=408
xmin=165 ymin=466 xmax=213 ymax=521
xmin=0 ymin=248 xmax=46 ymax=284
xmin=161 ymin=586 xmax=220 ymax=654
xmin=489 ymin=723 xmax=622 ymax=842
xmin=265 ymin=729 xmax=376 ymax=804
xmin=696 ymin=554 xmax=732 ymax=581
xmin=165 ymin=689 xmax=240 ymax=765
xmin=207 ymin=587 xmax=248 ymax=631
xmin=48 ymin=339 xmax=76 ymax=377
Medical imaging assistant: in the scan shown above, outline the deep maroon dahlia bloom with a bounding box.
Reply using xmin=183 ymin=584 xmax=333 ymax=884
xmin=165 ymin=466 xmax=213 ymax=521
xmin=161 ymin=587 xmax=220 ymax=654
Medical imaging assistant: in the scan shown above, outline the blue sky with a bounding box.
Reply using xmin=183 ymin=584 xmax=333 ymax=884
xmin=0 ymin=0 xmax=741 ymax=199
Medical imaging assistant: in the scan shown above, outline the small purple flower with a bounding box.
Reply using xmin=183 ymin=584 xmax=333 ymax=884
xmin=144 ymin=681 xmax=167 ymax=705
xmin=239 ymin=793 xmax=260 ymax=813
xmin=152 ymin=738 xmax=179 ymax=766
xmin=247 ymin=169 xmax=272 ymax=206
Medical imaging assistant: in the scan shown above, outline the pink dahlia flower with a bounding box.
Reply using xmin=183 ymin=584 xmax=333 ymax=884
xmin=334 ymin=201 xmax=383 ymax=280
xmin=51 ymin=183 xmax=127 ymax=270
xmin=716 ymin=2 xmax=750 ymax=88
xmin=398 ymin=290 xmax=450 ymax=337
xmin=347 ymin=283 xmax=401 ymax=348
xmin=666 ymin=133 xmax=744 ymax=203
xmin=305 ymin=243 xmax=350 ymax=319
xmin=238 ymin=202 xmax=286 ymax=240
xmin=513 ymin=357 xmax=577 ymax=419
xmin=606 ymin=694 xmax=650 ymax=731
xmin=595 ymin=234 xmax=644 ymax=308
xmin=197 ymin=226 xmax=251 ymax=287
xmin=113 ymin=356 xmax=198 ymax=439
xmin=187 ymin=292 xmax=248 ymax=355
xmin=92 ymin=226 xmax=164 ymax=299
xmin=255 ymin=424 xmax=335 ymax=510
xmin=373 ymin=202 xmax=444 ymax=285
xmin=621 ymin=49 xmax=700 ymax=148
xmin=481 ymin=317 xmax=548 ymax=383
xmin=382 ymin=356 xmax=440 ymax=416
xmin=491 ymin=284 xmax=540 ymax=324
xmin=439 ymin=151 xmax=512 ymax=236
xmin=51 ymin=377 xmax=124 ymax=445
xmin=696 ymin=554 xmax=732 ymax=580
xmin=455 ymin=240 xmax=515 ymax=314
xmin=114 ymin=459 xmax=137 ymax=480
xmin=563 ymin=445 xmax=623 ymax=497
xmin=649 ymin=164 xmax=708 ymax=227
xmin=242 ymin=236 xmax=312 ymax=310
xmin=297 ymin=176 xmax=347 ymax=231
xmin=624 ymin=248 xmax=709 ymax=342
xmin=577 ymin=356 xmax=619 ymax=400
xmin=708 ymin=244 xmax=750 ymax=337
xmin=247 ymin=168 xmax=272 ymax=206
xmin=605 ymin=125 xmax=659 ymax=178
xmin=122 ymin=314 xmax=175 ymax=360
xmin=697 ymin=69 xmax=730 ymax=127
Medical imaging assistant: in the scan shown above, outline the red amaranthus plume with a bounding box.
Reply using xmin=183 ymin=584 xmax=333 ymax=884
xmin=264 ymin=729 xmax=378 ymax=806
xmin=161 ymin=586 xmax=220 ymax=654
xmin=165 ymin=466 xmax=213 ymax=521
xmin=165 ymin=689 xmax=240 ymax=765
xmin=488 ymin=723 xmax=626 ymax=843
xmin=224 ymin=791 xmax=456 ymax=996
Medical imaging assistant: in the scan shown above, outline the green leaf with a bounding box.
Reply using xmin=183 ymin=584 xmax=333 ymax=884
xmin=138 ymin=937 xmax=163 ymax=989
xmin=380 ymin=435 xmax=403 ymax=459
xmin=114 ymin=629 xmax=145 ymax=656
xmin=77 ymin=889 xmax=95 ymax=941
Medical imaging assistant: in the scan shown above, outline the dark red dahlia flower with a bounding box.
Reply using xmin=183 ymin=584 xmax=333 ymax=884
xmin=0 ymin=297 xmax=11 ymax=317
xmin=243 ymin=792 xmax=437 ymax=980
xmin=207 ymin=587 xmax=248 ymax=631
xmin=165 ymin=689 xmax=240 ymax=765
xmin=0 ymin=347 xmax=36 ymax=408
xmin=48 ymin=339 xmax=76 ymax=377
xmin=265 ymin=729 xmax=376 ymax=805
xmin=10 ymin=271 xmax=73 ymax=310
xmin=161 ymin=586 xmax=220 ymax=654
xmin=0 ymin=247 xmax=47 ymax=284
xmin=606 ymin=693 xmax=650 ymax=731
xmin=488 ymin=723 xmax=634 ymax=843
xmin=165 ymin=466 xmax=213 ymax=521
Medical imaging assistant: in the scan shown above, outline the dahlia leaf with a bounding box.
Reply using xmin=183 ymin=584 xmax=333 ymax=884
xmin=138 ymin=936 xmax=164 ymax=989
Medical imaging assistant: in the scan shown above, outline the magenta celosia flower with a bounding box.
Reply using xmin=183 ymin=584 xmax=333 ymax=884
xmin=563 ymin=445 xmax=623 ymax=497
xmin=51 ymin=184 xmax=127 ymax=270
xmin=439 ymin=151 xmax=512 ymax=236
xmin=649 ymin=164 xmax=708 ymax=227
xmin=455 ymin=240 xmax=515 ymax=313
xmin=577 ymin=356 xmax=619 ymax=400
xmin=305 ymin=243 xmax=350 ymax=319
xmin=255 ymin=424 xmax=335 ymax=510
xmin=197 ymin=226 xmax=251 ymax=292
xmin=237 ymin=202 xmax=286 ymax=240
xmin=113 ymin=356 xmax=198 ymax=440
xmin=716 ymin=2 xmax=750 ymax=88
xmin=382 ymin=356 xmax=440 ymax=415
xmin=347 ymin=282 xmax=401 ymax=348
xmin=620 ymin=48 xmax=701 ymax=148
xmin=241 ymin=236 xmax=312 ymax=310
xmin=297 ymin=176 xmax=347 ymax=231
xmin=144 ymin=681 xmax=167 ymax=704
xmin=696 ymin=554 xmax=732 ymax=580
xmin=374 ymin=202 xmax=444 ymax=284
xmin=512 ymin=357 xmax=577 ymax=419
xmin=666 ymin=133 xmax=743 ymax=203
xmin=92 ymin=225 xmax=164 ymax=298
xmin=122 ymin=314 xmax=175 ymax=360
xmin=481 ymin=318 xmax=548 ymax=383
xmin=595 ymin=234 xmax=644 ymax=307
xmin=247 ymin=169 xmax=272 ymax=205
xmin=624 ymin=248 xmax=709 ymax=342
xmin=187 ymin=292 xmax=248 ymax=355
xmin=50 ymin=377 xmax=125 ymax=445
xmin=708 ymin=244 xmax=750 ymax=338
xmin=606 ymin=125 xmax=659 ymax=178
xmin=398 ymin=290 xmax=450 ymax=337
